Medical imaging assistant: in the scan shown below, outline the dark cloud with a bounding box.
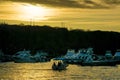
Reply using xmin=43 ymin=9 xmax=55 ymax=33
xmin=1 ymin=0 xmax=120 ymax=9
xmin=103 ymin=0 xmax=120 ymax=4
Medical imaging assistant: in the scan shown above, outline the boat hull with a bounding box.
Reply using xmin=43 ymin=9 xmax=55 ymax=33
xmin=13 ymin=57 xmax=36 ymax=63
xmin=14 ymin=60 xmax=36 ymax=63
xmin=114 ymin=60 xmax=120 ymax=64
xmin=81 ymin=60 xmax=116 ymax=66
xmin=63 ymin=59 xmax=82 ymax=64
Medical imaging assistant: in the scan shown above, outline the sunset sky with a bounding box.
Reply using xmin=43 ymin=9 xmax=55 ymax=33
xmin=0 ymin=0 xmax=120 ymax=32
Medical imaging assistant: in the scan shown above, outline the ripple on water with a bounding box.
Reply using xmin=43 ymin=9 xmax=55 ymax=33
xmin=0 ymin=62 xmax=120 ymax=80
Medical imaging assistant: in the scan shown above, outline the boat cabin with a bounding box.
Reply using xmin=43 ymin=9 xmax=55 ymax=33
xmin=12 ymin=49 xmax=35 ymax=62
xmin=105 ymin=50 xmax=113 ymax=59
xmin=114 ymin=49 xmax=120 ymax=61
xmin=34 ymin=51 xmax=48 ymax=62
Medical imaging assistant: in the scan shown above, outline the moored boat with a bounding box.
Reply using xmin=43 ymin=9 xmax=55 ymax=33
xmin=81 ymin=53 xmax=116 ymax=66
xmin=53 ymin=48 xmax=94 ymax=64
xmin=12 ymin=49 xmax=36 ymax=63
xmin=114 ymin=49 xmax=120 ymax=64
xmin=12 ymin=49 xmax=50 ymax=63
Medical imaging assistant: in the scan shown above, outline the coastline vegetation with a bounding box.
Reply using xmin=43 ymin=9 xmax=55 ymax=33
xmin=0 ymin=23 xmax=120 ymax=57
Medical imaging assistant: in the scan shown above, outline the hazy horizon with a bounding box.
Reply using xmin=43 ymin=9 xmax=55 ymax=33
xmin=0 ymin=0 xmax=120 ymax=32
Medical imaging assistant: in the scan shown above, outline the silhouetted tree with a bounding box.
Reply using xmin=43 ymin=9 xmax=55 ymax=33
xmin=0 ymin=23 xmax=120 ymax=57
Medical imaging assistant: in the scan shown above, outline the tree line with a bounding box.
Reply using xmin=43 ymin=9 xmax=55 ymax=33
xmin=0 ymin=23 xmax=120 ymax=57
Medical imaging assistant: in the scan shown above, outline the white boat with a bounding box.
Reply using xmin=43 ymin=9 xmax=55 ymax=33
xmin=81 ymin=53 xmax=116 ymax=66
xmin=13 ymin=49 xmax=50 ymax=63
xmin=53 ymin=48 xmax=94 ymax=64
xmin=34 ymin=50 xmax=49 ymax=62
xmin=105 ymin=50 xmax=113 ymax=60
xmin=54 ymin=48 xmax=117 ymax=66
xmin=12 ymin=49 xmax=36 ymax=63
xmin=114 ymin=49 xmax=120 ymax=64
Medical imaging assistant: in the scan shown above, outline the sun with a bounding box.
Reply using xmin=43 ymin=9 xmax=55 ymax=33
xmin=19 ymin=4 xmax=54 ymax=21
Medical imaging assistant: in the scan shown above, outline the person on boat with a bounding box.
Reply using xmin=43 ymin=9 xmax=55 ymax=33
xmin=57 ymin=61 xmax=65 ymax=70
xmin=53 ymin=62 xmax=56 ymax=66
xmin=58 ymin=61 xmax=62 ymax=67
xmin=52 ymin=62 xmax=57 ymax=69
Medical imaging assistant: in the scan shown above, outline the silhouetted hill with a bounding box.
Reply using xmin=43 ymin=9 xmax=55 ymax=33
xmin=0 ymin=23 xmax=120 ymax=57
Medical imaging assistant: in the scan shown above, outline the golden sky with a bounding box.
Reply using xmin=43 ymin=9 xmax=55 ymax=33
xmin=0 ymin=0 xmax=120 ymax=32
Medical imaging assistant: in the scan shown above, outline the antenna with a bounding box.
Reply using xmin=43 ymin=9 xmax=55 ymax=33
xmin=61 ymin=22 xmax=65 ymax=27
xmin=30 ymin=19 xmax=35 ymax=26
xmin=30 ymin=19 xmax=32 ymax=26
xmin=32 ymin=19 xmax=35 ymax=26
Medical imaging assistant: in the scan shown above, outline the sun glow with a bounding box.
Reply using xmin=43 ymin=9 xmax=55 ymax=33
xmin=19 ymin=4 xmax=54 ymax=21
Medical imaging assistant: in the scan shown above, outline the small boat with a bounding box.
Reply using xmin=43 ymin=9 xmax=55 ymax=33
xmin=52 ymin=61 xmax=68 ymax=70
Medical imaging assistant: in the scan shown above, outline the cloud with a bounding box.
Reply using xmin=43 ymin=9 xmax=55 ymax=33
xmin=103 ymin=0 xmax=120 ymax=4
xmin=1 ymin=0 xmax=120 ymax=9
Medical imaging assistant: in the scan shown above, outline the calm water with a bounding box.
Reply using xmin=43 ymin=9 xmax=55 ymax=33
xmin=0 ymin=62 xmax=120 ymax=80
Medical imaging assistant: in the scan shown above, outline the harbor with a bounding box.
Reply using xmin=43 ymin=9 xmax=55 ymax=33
xmin=0 ymin=0 xmax=120 ymax=79
xmin=1 ymin=47 xmax=120 ymax=67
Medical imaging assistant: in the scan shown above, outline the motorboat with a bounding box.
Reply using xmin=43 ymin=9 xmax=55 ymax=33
xmin=81 ymin=53 xmax=116 ymax=66
xmin=34 ymin=50 xmax=49 ymax=62
xmin=53 ymin=48 xmax=94 ymax=64
xmin=12 ymin=49 xmax=50 ymax=63
xmin=114 ymin=49 xmax=120 ymax=64
xmin=12 ymin=49 xmax=36 ymax=63
xmin=53 ymin=48 xmax=117 ymax=66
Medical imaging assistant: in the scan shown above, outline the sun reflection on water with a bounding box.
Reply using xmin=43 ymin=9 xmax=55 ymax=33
xmin=0 ymin=62 xmax=120 ymax=80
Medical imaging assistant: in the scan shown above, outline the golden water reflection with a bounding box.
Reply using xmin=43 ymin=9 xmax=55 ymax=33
xmin=0 ymin=62 xmax=120 ymax=80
